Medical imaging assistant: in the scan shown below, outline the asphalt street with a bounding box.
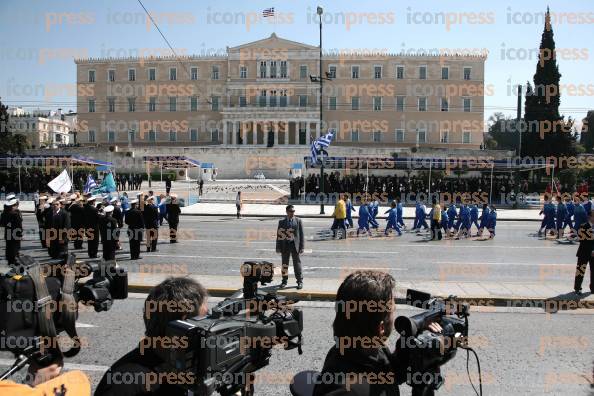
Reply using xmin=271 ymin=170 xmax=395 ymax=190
xmin=4 ymin=214 xmax=581 ymax=286
xmin=0 ymin=296 xmax=592 ymax=395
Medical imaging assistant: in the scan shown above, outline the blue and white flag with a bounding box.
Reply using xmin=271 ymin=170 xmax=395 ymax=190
xmin=262 ymin=7 xmax=275 ymax=17
xmin=84 ymin=175 xmax=98 ymax=193
xmin=310 ymin=130 xmax=335 ymax=165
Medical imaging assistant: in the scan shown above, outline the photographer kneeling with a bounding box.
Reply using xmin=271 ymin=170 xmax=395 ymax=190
xmin=313 ymin=270 xmax=441 ymax=396
xmin=95 ymin=277 xmax=208 ymax=396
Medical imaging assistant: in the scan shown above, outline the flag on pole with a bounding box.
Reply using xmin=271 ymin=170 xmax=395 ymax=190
xmin=47 ymin=169 xmax=72 ymax=193
xmin=310 ymin=130 xmax=335 ymax=166
xmin=84 ymin=175 xmax=98 ymax=193
xmin=262 ymin=7 xmax=275 ymax=17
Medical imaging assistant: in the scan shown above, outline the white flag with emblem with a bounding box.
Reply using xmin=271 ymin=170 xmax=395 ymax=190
xmin=47 ymin=169 xmax=72 ymax=193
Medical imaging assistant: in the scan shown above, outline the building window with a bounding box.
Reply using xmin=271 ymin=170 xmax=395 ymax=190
xmin=279 ymin=90 xmax=287 ymax=107
xmin=169 ymin=67 xmax=177 ymax=81
xmin=418 ymin=97 xmax=427 ymax=112
xmin=351 ymin=130 xmax=359 ymax=142
xmin=463 ymin=131 xmax=471 ymax=144
xmin=108 ymin=131 xmax=115 ymax=143
xmin=463 ymin=98 xmax=472 ymax=112
xmin=169 ymin=130 xmax=177 ymax=142
xmin=269 ymin=90 xmax=277 ymax=107
xmin=128 ymin=97 xmax=135 ymax=112
xmin=328 ymin=65 xmax=336 ymax=79
xmin=441 ymin=67 xmax=449 ymax=80
xmin=128 ymin=69 xmax=136 ymax=81
xmin=108 ymin=98 xmax=115 ymax=112
xmin=440 ymin=131 xmax=449 ymax=143
xmin=191 ymin=67 xmax=198 ymax=80
xmin=299 ymin=123 xmax=307 ymax=145
xmin=190 ymin=96 xmax=198 ymax=111
xmin=395 ymin=129 xmax=404 ymax=143
xmin=261 ymin=61 xmax=267 ymax=78
xmin=129 ymin=131 xmax=135 ymax=143
xmin=373 ymin=96 xmax=382 ymax=111
xmin=88 ymin=130 xmax=95 ymax=143
xmin=211 ymin=96 xmax=219 ymax=111
xmin=149 ymin=130 xmax=156 ymax=142
xmin=211 ymin=129 xmax=219 ymax=142
xmin=240 ymin=66 xmax=247 ymax=79
xmin=374 ymin=65 xmax=382 ymax=79
xmin=259 ymin=90 xmax=267 ymax=107
xmin=329 ymin=96 xmax=337 ymax=110
xmin=417 ymin=130 xmax=426 ymax=143
xmin=149 ymin=97 xmax=156 ymax=112
xmin=396 ymin=65 xmax=404 ymax=79
xmin=169 ymin=97 xmax=177 ymax=112
xmin=270 ymin=61 xmax=277 ymax=78
xmin=396 ymin=96 xmax=405 ymax=112
xmin=441 ymin=97 xmax=449 ymax=112
xmin=88 ymin=99 xmax=95 ymax=113
xmin=299 ymin=65 xmax=307 ymax=79
xmin=351 ymin=65 xmax=359 ymax=79
xmin=88 ymin=70 xmax=95 ymax=82
xmin=211 ymin=65 xmax=219 ymax=80
xmin=419 ymin=65 xmax=427 ymax=80
xmin=239 ymin=96 xmax=247 ymax=107
xmin=299 ymin=95 xmax=307 ymax=107
xmin=190 ymin=129 xmax=198 ymax=142
xmin=463 ymin=67 xmax=472 ymax=80
xmin=373 ymin=131 xmax=381 ymax=142
xmin=148 ymin=68 xmax=156 ymax=81
xmin=108 ymin=70 xmax=115 ymax=82
xmin=281 ymin=61 xmax=287 ymax=78
xmin=351 ymin=96 xmax=360 ymax=110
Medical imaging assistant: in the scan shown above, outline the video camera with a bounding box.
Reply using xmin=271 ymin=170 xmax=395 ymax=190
xmin=395 ymin=289 xmax=478 ymax=396
xmin=155 ymin=261 xmax=304 ymax=396
xmin=0 ymin=253 xmax=128 ymax=380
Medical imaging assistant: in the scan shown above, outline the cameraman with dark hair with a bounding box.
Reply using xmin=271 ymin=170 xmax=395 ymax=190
xmin=95 ymin=277 xmax=208 ymax=396
xmin=313 ymin=270 xmax=441 ymax=396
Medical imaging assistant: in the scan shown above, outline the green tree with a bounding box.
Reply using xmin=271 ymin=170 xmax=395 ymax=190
xmin=579 ymin=111 xmax=594 ymax=152
xmin=522 ymin=8 xmax=575 ymax=157
xmin=487 ymin=112 xmax=518 ymax=151
xmin=0 ymin=98 xmax=29 ymax=154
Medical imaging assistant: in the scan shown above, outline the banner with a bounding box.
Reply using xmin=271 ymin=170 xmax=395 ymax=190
xmin=47 ymin=169 xmax=72 ymax=193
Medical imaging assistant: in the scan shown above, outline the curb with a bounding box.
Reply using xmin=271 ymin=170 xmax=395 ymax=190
xmin=127 ymin=284 xmax=594 ymax=308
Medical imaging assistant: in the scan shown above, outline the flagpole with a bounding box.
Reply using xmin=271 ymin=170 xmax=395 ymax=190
xmin=318 ymin=6 xmax=325 ymax=215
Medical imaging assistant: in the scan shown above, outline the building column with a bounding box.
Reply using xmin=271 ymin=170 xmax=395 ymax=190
xmin=223 ymin=121 xmax=228 ymax=145
xmin=242 ymin=121 xmax=247 ymax=145
xmin=274 ymin=121 xmax=279 ymax=146
xmin=253 ymin=120 xmax=257 ymax=146
xmin=306 ymin=121 xmax=311 ymax=146
xmin=231 ymin=121 xmax=236 ymax=145
xmin=285 ymin=120 xmax=291 ymax=145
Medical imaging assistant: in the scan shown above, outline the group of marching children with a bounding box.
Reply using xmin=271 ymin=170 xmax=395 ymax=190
xmin=538 ymin=194 xmax=589 ymax=239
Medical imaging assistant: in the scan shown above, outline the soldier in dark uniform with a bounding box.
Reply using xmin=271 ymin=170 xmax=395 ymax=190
xmin=99 ymin=205 xmax=119 ymax=261
xmin=3 ymin=199 xmax=22 ymax=265
xmin=125 ymin=199 xmax=144 ymax=260
xmin=166 ymin=194 xmax=181 ymax=243
xmin=111 ymin=197 xmax=124 ymax=228
xmin=36 ymin=195 xmax=48 ymax=248
xmin=84 ymin=195 xmax=100 ymax=258
xmin=69 ymin=197 xmax=85 ymax=250
xmin=574 ymin=209 xmax=594 ymax=294
xmin=143 ymin=196 xmax=159 ymax=252
xmin=48 ymin=200 xmax=71 ymax=260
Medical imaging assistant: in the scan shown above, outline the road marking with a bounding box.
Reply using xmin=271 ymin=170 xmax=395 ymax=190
xmin=256 ymin=248 xmax=397 ymax=254
xmin=75 ymin=322 xmax=96 ymax=328
xmin=437 ymin=261 xmax=574 ymax=267
xmin=148 ymin=254 xmax=275 ymax=260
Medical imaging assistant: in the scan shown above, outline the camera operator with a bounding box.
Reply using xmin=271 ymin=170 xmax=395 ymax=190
xmin=95 ymin=277 xmax=208 ymax=396
xmin=313 ymin=270 xmax=442 ymax=396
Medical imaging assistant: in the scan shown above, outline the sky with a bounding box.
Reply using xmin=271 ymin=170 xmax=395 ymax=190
xmin=1 ymin=0 xmax=592 ymax=129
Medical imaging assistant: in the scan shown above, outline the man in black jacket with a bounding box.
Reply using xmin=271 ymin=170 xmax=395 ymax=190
xmin=3 ymin=199 xmax=22 ymax=265
xmin=99 ymin=205 xmax=119 ymax=261
xmin=166 ymin=195 xmax=181 ymax=243
xmin=69 ymin=198 xmax=85 ymax=249
xmin=48 ymin=200 xmax=71 ymax=260
xmin=143 ymin=196 xmax=159 ymax=252
xmin=125 ymin=199 xmax=144 ymax=260
xmin=574 ymin=209 xmax=594 ymax=294
xmin=313 ymin=270 xmax=441 ymax=396
xmin=84 ymin=196 xmax=100 ymax=258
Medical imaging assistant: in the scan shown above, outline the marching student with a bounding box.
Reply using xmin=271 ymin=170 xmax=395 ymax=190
xmin=345 ymin=196 xmax=355 ymax=229
xmin=331 ymin=194 xmax=347 ymax=239
xmin=469 ymin=203 xmax=480 ymax=235
xmin=538 ymin=195 xmax=556 ymax=237
xmin=356 ymin=198 xmax=372 ymax=237
xmin=487 ymin=205 xmax=498 ymax=239
xmin=384 ymin=201 xmax=402 ymax=237
xmin=430 ymin=197 xmax=442 ymax=241
xmin=555 ymin=195 xmax=568 ymax=239
xmin=478 ymin=203 xmax=490 ymax=237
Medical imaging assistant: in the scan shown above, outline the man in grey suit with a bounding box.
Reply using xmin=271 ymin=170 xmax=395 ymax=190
xmin=276 ymin=205 xmax=304 ymax=289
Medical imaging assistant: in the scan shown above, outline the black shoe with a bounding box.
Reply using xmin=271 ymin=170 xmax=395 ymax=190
xmin=146 ymin=248 xmax=151 ymax=252
xmin=280 ymin=281 xmax=287 ymax=289
xmin=574 ymin=288 xmax=582 ymax=294
xmin=297 ymin=282 xmax=303 ymax=290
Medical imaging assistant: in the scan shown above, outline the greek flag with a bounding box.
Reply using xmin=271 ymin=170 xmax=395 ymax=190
xmin=262 ymin=7 xmax=275 ymax=17
xmin=310 ymin=130 xmax=335 ymax=165
xmin=84 ymin=175 xmax=98 ymax=193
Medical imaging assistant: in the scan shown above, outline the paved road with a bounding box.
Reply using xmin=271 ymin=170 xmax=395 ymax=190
xmin=5 ymin=214 xmax=580 ymax=286
xmin=0 ymin=296 xmax=592 ymax=395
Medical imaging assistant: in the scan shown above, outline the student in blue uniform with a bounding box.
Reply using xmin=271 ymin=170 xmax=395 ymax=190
xmin=396 ymin=197 xmax=405 ymax=230
xmin=478 ymin=203 xmax=490 ymax=237
xmin=456 ymin=203 xmax=471 ymax=239
xmin=572 ymin=198 xmax=587 ymax=238
xmin=417 ymin=201 xmax=429 ymax=231
xmin=441 ymin=207 xmax=449 ymax=236
xmin=487 ymin=205 xmax=497 ymax=238
xmin=368 ymin=199 xmax=380 ymax=229
xmin=447 ymin=203 xmax=458 ymax=236
xmin=555 ymin=195 xmax=568 ymax=238
xmin=469 ymin=204 xmax=480 ymax=235
xmin=384 ymin=201 xmax=402 ymax=236
xmin=345 ymin=197 xmax=355 ymax=229
xmin=583 ymin=196 xmax=592 ymax=215
xmin=356 ymin=198 xmax=372 ymax=237
xmin=538 ymin=196 xmax=556 ymax=237
xmin=563 ymin=196 xmax=574 ymax=231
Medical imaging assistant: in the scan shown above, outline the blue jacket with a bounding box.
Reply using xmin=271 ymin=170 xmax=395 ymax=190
xmin=447 ymin=205 xmax=457 ymax=219
xmin=543 ymin=202 xmax=556 ymax=218
xmin=556 ymin=203 xmax=567 ymax=220
xmin=396 ymin=203 xmax=403 ymax=220
xmin=358 ymin=205 xmax=370 ymax=223
xmin=585 ymin=200 xmax=593 ymax=214
xmin=566 ymin=201 xmax=574 ymax=217
xmin=441 ymin=209 xmax=449 ymax=224
xmin=488 ymin=210 xmax=497 ymax=227
xmin=469 ymin=205 xmax=479 ymax=220
xmin=346 ymin=200 xmax=354 ymax=217
xmin=387 ymin=208 xmax=397 ymax=224
xmin=459 ymin=205 xmax=470 ymax=220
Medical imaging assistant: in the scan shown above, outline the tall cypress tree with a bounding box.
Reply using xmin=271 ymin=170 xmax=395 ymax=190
xmin=523 ymin=7 xmax=575 ymax=157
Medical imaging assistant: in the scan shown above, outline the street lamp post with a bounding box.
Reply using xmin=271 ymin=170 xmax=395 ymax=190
xmin=315 ymin=6 xmax=326 ymax=214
